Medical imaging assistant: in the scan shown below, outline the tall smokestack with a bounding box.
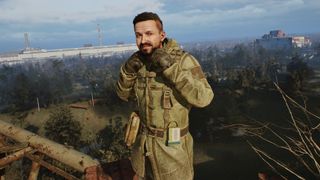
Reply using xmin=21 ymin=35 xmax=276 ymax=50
xmin=24 ymin=32 xmax=31 ymax=50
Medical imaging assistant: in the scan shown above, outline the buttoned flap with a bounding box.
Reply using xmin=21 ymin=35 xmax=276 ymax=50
xmin=162 ymin=87 xmax=173 ymax=109
xmin=150 ymin=75 xmax=167 ymax=89
xmin=148 ymin=76 xmax=178 ymax=110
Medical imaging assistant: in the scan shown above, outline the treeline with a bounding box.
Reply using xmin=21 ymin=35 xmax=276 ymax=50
xmin=0 ymin=60 xmax=72 ymax=111
xmin=0 ymin=42 xmax=319 ymax=113
xmin=189 ymin=43 xmax=318 ymax=91
xmin=0 ymin=54 xmax=129 ymax=112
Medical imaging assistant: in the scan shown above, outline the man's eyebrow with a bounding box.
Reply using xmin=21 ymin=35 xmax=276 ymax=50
xmin=135 ymin=30 xmax=154 ymax=34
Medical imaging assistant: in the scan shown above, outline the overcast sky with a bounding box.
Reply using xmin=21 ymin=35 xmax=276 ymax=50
xmin=0 ymin=0 xmax=319 ymax=52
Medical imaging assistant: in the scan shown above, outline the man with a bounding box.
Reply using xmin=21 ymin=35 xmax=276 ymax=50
xmin=116 ymin=12 xmax=214 ymax=180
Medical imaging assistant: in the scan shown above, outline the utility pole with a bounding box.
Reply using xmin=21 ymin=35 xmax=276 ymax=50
xmin=91 ymin=91 xmax=94 ymax=108
xmin=36 ymin=97 xmax=40 ymax=112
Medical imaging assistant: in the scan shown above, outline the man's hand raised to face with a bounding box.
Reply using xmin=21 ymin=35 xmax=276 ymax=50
xmin=150 ymin=48 xmax=175 ymax=73
xmin=124 ymin=53 xmax=144 ymax=74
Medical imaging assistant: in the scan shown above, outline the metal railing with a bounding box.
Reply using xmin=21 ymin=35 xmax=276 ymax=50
xmin=0 ymin=120 xmax=109 ymax=180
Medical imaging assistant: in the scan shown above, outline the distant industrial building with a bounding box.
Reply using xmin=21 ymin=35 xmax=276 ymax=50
xmin=0 ymin=44 xmax=138 ymax=65
xmin=0 ymin=29 xmax=138 ymax=65
xmin=255 ymin=30 xmax=312 ymax=50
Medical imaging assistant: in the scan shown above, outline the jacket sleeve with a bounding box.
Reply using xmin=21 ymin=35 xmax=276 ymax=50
xmin=162 ymin=53 xmax=214 ymax=108
xmin=115 ymin=65 xmax=136 ymax=101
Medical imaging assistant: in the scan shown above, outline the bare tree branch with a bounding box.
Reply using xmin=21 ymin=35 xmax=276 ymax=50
xmin=249 ymin=143 xmax=304 ymax=180
xmin=225 ymin=84 xmax=320 ymax=179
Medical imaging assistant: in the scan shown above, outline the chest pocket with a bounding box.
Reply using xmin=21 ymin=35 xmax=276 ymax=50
xmin=134 ymin=70 xmax=161 ymax=107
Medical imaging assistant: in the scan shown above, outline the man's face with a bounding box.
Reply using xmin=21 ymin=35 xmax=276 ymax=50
xmin=134 ymin=20 xmax=166 ymax=55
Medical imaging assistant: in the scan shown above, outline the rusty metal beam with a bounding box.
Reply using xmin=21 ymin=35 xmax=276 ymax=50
xmin=0 ymin=135 xmax=6 ymax=180
xmin=0 ymin=135 xmax=5 ymax=146
xmin=25 ymin=153 xmax=80 ymax=180
xmin=0 ymin=147 xmax=33 ymax=167
xmin=28 ymin=160 xmax=41 ymax=180
xmin=0 ymin=120 xmax=99 ymax=172
xmin=28 ymin=153 xmax=43 ymax=180
xmin=0 ymin=143 xmax=28 ymax=153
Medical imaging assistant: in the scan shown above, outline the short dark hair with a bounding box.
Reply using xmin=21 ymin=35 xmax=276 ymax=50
xmin=133 ymin=12 xmax=163 ymax=31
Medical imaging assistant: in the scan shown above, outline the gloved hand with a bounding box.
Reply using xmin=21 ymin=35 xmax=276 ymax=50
xmin=150 ymin=48 xmax=175 ymax=73
xmin=123 ymin=53 xmax=143 ymax=74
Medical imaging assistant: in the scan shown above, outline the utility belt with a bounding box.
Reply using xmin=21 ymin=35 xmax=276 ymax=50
xmin=140 ymin=123 xmax=189 ymax=138
xmin=125 ymin=110 xmax=189 ymax=147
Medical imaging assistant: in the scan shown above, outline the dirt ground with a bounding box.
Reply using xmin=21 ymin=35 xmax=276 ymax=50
xmin=193 ymin=140 xmax=266 ymax=180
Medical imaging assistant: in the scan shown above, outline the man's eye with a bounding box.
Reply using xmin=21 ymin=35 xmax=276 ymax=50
xmin=146 ymin=32 xmax=153 ymax=36
xmin=135 ymin=34 xmax=141 ymax=38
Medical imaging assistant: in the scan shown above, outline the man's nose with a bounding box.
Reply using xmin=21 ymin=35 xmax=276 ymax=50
xmin=141 ymin=35 xmax=148 ymax=44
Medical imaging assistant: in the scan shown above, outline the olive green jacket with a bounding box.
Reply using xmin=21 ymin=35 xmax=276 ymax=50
xmin=116 ymin=39 xmax=214 ymax=180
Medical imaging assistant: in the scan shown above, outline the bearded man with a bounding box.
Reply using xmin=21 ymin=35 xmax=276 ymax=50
xmin=116 ymin=12 xmax=214 ymax=180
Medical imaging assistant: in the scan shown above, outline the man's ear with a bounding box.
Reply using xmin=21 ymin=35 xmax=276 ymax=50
xmin=160 ymin=31 xmax=166 ymax=42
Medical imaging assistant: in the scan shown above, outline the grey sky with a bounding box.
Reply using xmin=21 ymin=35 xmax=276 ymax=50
xmin=0 ymin=0 xmax=319 ymax=52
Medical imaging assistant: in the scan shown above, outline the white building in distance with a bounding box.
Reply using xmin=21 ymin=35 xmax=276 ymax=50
xmin=255 ymin=30 xmax=312 ymax=50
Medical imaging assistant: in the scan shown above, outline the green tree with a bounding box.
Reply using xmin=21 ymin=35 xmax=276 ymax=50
xmin=0 ymin=65 xmax=14 ymax=108
xmin=47 ymin=60 xmax=73 ymax=104
xmin=44 ymin=106 xmax=82 ymax=148
xmin=286 ymin=55 xmax=313 ymax=91
xmin=95 ymin=117 xmax=130 ymax=162
xmin=10 ymin=72 xmax=35 ymax=111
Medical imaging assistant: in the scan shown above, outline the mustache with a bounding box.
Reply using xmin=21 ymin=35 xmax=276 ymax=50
xmin=139 ymin=43 xmax=152 ymax=49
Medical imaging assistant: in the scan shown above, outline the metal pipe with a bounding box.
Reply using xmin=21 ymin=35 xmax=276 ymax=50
xmin=28 ymin=160 xmax=41 ymax=180
xmin=0 ymin=147 xmax=33 ymax=167
xmin=25 ymin=153 xmax=80 ymax=180
xmin=0 ymin=120 xmax=100 ymax=172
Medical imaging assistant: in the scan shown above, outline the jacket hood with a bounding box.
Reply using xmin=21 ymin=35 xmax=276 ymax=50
xmin=162 ymin=38 xmax=181 ymax=52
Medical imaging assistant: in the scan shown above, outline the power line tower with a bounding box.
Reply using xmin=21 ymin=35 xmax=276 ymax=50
xmin=97 ymin=24 xmax=103 ymax=46
xmin=24 ymin=32 xmax=31 ymax=50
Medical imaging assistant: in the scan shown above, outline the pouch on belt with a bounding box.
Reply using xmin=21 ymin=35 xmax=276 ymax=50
xmin=124 ymin=111 xmax=140 ymax=147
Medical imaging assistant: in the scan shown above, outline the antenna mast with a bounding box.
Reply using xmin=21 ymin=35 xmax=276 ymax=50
xmin=97 ymin=24 xmax=103 ymax=46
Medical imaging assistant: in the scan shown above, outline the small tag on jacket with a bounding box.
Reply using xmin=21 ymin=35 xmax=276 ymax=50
xmin=167 ymin=127 xmax=180 ymax=145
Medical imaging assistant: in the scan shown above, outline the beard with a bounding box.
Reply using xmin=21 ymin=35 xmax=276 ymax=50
xmin=139 ymin=41 xmax=162 ymax=56
xmin=139 ymin=43 xmax=154 ymax=55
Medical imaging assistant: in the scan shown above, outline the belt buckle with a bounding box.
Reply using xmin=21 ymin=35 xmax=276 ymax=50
xmin=149 ymin=127 xmax=162 ymax=138
xmin=151 ymin=128 xmax=159 ymax=137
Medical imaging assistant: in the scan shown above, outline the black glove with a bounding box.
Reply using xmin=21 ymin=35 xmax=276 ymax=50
xmin=150 ymin=48 xmax=175 ymax=73
xmin=124 ymin=53 xmax=143 ymax=74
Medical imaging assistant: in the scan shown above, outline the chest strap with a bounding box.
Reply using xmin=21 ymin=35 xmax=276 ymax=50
xmin=162 ymin=87 xmax=172 ymax=129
